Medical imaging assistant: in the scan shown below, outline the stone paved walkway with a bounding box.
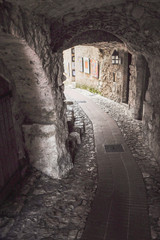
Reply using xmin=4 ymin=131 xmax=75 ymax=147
xmin=0 ymin=100 xmax=97 ymax=240
xmin=78 ymin=88 xmax=160 ymax=240
xmin=65 ymin=87 xmax=151 ymax=240
xmin=0 ymin=86 xmax=160 ymax=240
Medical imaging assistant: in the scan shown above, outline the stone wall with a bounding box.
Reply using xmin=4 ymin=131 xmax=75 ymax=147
xmin=100 ymin=47 xmax=128 ymax=103
xmin=0 ymin=33 xmax=72 ymax=179
xmin=143 ymin=56 xmax=160 ymax=161
xmin=0 ymin=1 xmax=73 ymax=179
xmin=129 ymin=54 xmax=150 ymax=120
xmin=75 ymin=45 xmax=100 ymax=90
xmin=70 ymin=45 xmax=129 ymax=103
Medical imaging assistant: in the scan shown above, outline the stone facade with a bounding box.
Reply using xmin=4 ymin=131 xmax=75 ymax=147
xmin=99 ymin=47 xmax=129 ymax=103
xmin=74 ymin=45 xmax=101 ymax=90
xmin=64 ymin=44 xmax=130 ymax=103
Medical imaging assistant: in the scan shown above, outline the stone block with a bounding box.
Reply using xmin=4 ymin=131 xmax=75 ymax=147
xmin=65 ymin=100 xmax=74 ymax=105
xmin=22 ymin=123 xmax=71 ymax=179
xmin=69 ymin=132 xmax=81 ymax=145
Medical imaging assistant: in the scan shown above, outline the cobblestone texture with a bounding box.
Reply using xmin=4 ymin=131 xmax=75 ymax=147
xmin=76 ymin=87 xmax=160 ymax=240
xmin=0 ymin=87 xmax=160 ymax=239
xmin=0 ymin=100 xmax=97 ymax=240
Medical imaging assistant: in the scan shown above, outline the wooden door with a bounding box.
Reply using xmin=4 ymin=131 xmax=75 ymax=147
xmin=0 ymin=77 xmax=19 ymax=202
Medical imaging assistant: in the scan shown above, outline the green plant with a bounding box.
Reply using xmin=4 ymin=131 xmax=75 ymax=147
xmin=76 ymin=83 xmax=101 ymax=95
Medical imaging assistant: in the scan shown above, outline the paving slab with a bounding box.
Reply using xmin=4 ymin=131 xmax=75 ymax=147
xmin=65 ymin=88 xmax=151 ymax=240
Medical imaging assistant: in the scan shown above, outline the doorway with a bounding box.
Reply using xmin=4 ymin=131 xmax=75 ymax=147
xmin=0 ymin=76 xmax=20 ymax=203
xmin=122 ymin=52 xmax=132 ymax=104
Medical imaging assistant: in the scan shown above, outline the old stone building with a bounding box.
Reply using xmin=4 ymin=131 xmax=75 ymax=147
xmin=0 ymin=0 xmax=160 ymax=239
xmin=63 ymin=44 xmax=131 ymax=104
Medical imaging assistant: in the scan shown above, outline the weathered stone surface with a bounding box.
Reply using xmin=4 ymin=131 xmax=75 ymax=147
xmin=76 ymin=87 xmax=160 ymax=240
xmin=22 ymin=124 xmax=71 ymax=179
xmin=0 ymin=32 xmax=72 ymax=180
xmin=142 ymin=56 xmax=160 ymax=162
xmin=129 ymin=54 xmax=149 ymax=120
xmin=69 ymin=132 xmax=81 ymax=145
xmin=66 ymin=99 xmax=85 ymax=160
xmin=0 ymin=1 xmax=160 ymax=56
xmin=0 ymin=98 xmax=97 ymax=240
xmin=64 ymin=44 xmax=130 ymax=104
xmin=132 ymin=6 xmax=144 ymax=19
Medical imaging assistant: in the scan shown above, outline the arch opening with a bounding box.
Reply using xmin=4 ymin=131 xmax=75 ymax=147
xmin=62 ymin=28 xmax=158 ymax=162
xmin=62 ymin=31 xmax=148 ymax=116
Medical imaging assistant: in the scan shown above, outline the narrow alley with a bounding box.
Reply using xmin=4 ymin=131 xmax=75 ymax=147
xmin=0 ymin=1 xmax=160 ymax=240
xmin=0 ymin=86 xmax=160 ymax=240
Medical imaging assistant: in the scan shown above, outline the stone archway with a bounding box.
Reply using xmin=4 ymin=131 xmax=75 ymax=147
xmin=0 ymin=0 xmax=160 ymax=164
xmin=62 ymin=31 xmax=150 ymax=120
xmin=61 ymin=29 xmax=159 ymax=161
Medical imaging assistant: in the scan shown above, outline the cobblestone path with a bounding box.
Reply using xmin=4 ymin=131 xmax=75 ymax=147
xmin=69 ymin=87 xmax=160 ymax=240
xmin=0 ymin=101 xmax=97 ymax=240
xmin=0 ymin=86 xmax=160 ymax=240
xmin=65 ymin=87 xmax=151 ymax=240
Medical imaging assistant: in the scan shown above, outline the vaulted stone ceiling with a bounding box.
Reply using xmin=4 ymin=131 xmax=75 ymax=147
xmin=81 ymin=40 xmax=126 ymax=52
xmin=0 ymin=0 xmax=160 ymax=55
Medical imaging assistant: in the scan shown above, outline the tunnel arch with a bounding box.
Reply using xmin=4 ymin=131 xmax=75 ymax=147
xmin=0 ymin=0 xmax=159 ymax=167
xmin=0 ymin=1 xmax=160 ymax=57
xmin=56 ymin=30 xmax=123 ymax=52
xmin=49 ymin=4 xmax=160 ymax=56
